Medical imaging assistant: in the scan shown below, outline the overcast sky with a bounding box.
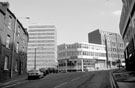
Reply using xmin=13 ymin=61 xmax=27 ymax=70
xmin=3 ymin=0 xmax=123 ymax=45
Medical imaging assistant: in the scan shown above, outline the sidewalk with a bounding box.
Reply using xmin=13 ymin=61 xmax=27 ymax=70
xmin=0 ymin=75 xmax=27 ymax=87
xmin=112 ymin=68 xmax=135 ymax=88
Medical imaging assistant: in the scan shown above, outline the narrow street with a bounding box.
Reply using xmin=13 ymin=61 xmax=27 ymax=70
xmin=3 ymin=70 xmax=112 ymax=88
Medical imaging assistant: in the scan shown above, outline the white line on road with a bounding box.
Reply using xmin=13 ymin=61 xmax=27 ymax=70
xmin=71 ymin=77 xmax=80 ymax=81
xmin=54 ymin=82 xmax=67 ymax=88
xmin=3 ymin=79 xmax=20 ymax=85
xmin=2 ymin=81 xmax=27 ymax=88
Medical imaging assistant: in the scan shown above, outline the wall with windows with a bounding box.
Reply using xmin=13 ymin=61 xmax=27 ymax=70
xmin=57 ymin=42 xmax=106 ymax=72
xmin=0 ymin=2 xmax=29 ymax=82
xmin=119 ymin=0 xmax=135 ymax=71
xmin=27 ymin=25 xmax=57 ymax=70
xmin=88 ymin=29 xmax=125 ymax=68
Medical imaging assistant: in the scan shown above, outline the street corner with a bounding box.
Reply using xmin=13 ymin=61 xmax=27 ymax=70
xmin=111 ymin=69 xmax=135 ymax=88
xmin=109 ymin=71 xmax=119 ymax=88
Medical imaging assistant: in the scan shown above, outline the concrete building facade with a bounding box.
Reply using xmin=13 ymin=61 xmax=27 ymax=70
xmin=88 ymin=29 xmax=125 ymax=68
xmin=0 ymin=2 xmax=29 ymax=82
xmin=119 ymin=0 xmax=135 ymax=71
xmin=27 ymin=25 xmax=57 ymax=70
xmin=57 ymin=42 xmax=106 ymax=72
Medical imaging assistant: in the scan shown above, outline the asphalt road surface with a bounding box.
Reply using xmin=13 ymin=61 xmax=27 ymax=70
xmin=3 ymin=70 xmax=112 ymax=88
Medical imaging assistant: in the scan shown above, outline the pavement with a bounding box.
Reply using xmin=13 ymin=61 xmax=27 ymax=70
xmin=111 ymin=68 xmax=135 ymax=88
xmin=0 ymin=75 xmax=27 ymax=88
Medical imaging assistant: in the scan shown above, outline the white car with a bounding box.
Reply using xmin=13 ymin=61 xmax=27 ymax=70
xmin=27 ymin=69 xmax=44 ymax=79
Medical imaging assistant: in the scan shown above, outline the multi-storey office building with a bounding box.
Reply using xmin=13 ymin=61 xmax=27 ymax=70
xmin=119 ymin=0 xmax=135 ymax=70
xmin=57 ymin=42 xmax=106 ymax=72
xmin=27 ymin=25 xmax=57 ymax=70
xmin=0 ymin=2 xmax=29 ymax=82
xmin=88 ymin=29 xmax=125 ymax=68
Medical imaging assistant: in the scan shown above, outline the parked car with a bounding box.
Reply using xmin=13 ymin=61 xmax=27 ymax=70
xmin=39 ymin=68 xmax=48 ymax=76
xmin=27 ymin=69 xmax=44 ymax=79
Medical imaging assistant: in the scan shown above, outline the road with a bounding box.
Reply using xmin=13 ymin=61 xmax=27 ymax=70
xmin=2 ymin=70 xmax=112 ymax=88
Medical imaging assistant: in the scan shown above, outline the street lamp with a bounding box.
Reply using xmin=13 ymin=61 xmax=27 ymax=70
xmin=10 ymin=17 xmax=30 ymax=78
xmin=34 ymin=48 xmax=37 ymax=69
xmin=65 ymin=60 xmax=67 ymax=72
xmin=104 ymin=35 xmax=109 ymax=69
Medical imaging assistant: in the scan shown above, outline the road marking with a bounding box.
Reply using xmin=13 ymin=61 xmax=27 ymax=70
xmin=3 ymin=79 xmax=20 ymax=85
xmin=2 ymin=81 xmax=27 ymax=88
xmin=71 ymin=77 xmax=80 ymax=81
xmin=54 ymin=82 xmax=67 ymax=88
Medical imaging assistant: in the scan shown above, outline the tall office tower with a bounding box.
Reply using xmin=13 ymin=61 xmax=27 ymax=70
xmin=88 ymin=29 xmax=125 ymax=68
xmin=27 ymin=25 xmax=57 ymax=70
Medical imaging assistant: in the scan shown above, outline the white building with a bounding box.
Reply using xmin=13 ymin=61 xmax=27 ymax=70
xmin=27 ymin=25 xmax=57 ymax=70
xmin=57 ymin=42 xmax=107 ymax=72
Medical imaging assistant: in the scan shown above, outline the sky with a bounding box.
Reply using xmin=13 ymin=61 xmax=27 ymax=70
xmin=2 ymin=0 xmax=123 ymax=45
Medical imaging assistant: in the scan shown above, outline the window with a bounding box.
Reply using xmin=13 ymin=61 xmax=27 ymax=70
xmin=23 ymin=34 xmax=25 ymax=43
xmin=17 ymin=26 xmax=20 ymax=37
xmin=16 ymin=42 xmax=19 ymax=53
xmin=4 ymin=56 xmax=9 ymax=70
xmin=23 ymin=47 xmax=24 ymax=52
xmin=8 ymin=16 xmax=12 ymax=29
xmin=132 ymin=14 xmax=135 ymax=28
xmin=6 ymin=35 xmax=10 ymax=48
xmin=15 ymin=60 xmax=18 ymax=72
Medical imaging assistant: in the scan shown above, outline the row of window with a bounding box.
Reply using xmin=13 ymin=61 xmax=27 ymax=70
xmin=28 ymin=44 xmax=55 ymax=47
xmin=4 ymin=55 xmax=18 ymax=72
xmin=28 ymin=59 xmax=55 ymax=62
xmin=29 ymin=40 xmax=55 ymax=43
xmin=29 ymin=33 xmax=55 ymax=35
xmin=110 ymin=48 xmax=124 ymax=53
xmin=27 ymin=55 xmax=55 ymax=58
xmin=58 ymin=51 xmax=106 ymax=57
xmin=102 ymin=40 xmax=124 ymax=48
xmin=4 ymin=14 xmax=27 ymax=44
xmin=28 ymin=48 xmax=55 ymax=50
xmin=28 ymin=29 xmax=55 ymax=32
xmin=28 ymin=50 xmax=55 ymax=53
xmin=109 ymin=53 xmax=124 ymax=59
xmin=6 ymin=35 xmax=25 ymax=53
xmin=29 ymin=36 xmax=55 ymax=39
xmin=111 ymin=42 xmax=124 ymax=48
xmin=28 ymin=51 xmax=55 ymax=54
xmin=58 ymin=44 xmax=105 ymax=51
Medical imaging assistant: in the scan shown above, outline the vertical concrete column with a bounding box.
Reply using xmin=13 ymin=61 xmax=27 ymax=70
xmin=105 ymin=60 xmax=107 ymax=70
xmin=110 ymin=61 xmax=112 ymax=68
xmin=65 ymin=60 xmax=67 ymax=72
xmin=81 ymin=59 xmax=84 ymax=72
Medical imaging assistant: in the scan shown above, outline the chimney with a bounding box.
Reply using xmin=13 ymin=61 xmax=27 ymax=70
xmin=0 ymin=2 xmax=9 ymax=8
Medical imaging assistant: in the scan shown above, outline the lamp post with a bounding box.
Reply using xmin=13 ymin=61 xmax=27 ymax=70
xmin=65 ymin=60 xmax=67 ymax=72
xmin=10 ymin=17 xmax=30 ymax=78
xmin=34 ymin=48 xmax=37 ymax=69
xmin=104 ymin=35 xmax=109 ymax=69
